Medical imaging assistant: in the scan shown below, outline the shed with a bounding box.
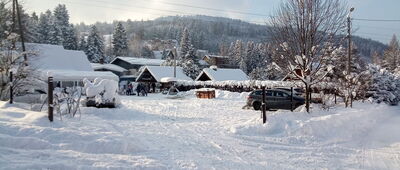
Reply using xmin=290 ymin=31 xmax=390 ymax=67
xmin=195 ymin=67 xmax=249 ymax=81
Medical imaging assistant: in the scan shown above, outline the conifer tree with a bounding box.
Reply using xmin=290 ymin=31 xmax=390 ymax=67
xmin=78 ymin=35 xmax=87 ymax=52
xmin=53 ymin=4 xmax=70 ymax=46
xmin=382 ymin=35 xmax=400 ymax=72
xmin=63 ymin=24 xmax=78 ymax=50
xmin=86 ymin=25 xmax=105 ymax=63
xmin=37 ymin=10 xmax=53 ymax=44
xmin=112 ymin=22 xmax=128 ymax=56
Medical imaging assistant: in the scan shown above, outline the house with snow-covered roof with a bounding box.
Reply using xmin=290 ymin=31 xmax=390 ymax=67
xmin=27 ymin=43 xmax=118 ymax=89
xmin=136 ymin=66 xmax=192 ymax=92
xmin=110 ymin=57 xmax=165 ymax=75
xmin=91 ymin=63 xmax=127 ymax=77
xmin=136 ymin=66 xmax=192 ymax=83
xmin=195 ymin=67 xmax=249 ymax=81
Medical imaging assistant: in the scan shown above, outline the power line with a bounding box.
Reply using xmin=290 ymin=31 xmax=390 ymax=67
xmin=132 ymin=0 xmax=270 ymax=17
xmin=353 ymin=18 xmax=400 ymax=22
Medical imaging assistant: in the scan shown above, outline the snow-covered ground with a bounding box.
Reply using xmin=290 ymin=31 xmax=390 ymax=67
xmin=1 ymin=90 xmax=399 ymax=169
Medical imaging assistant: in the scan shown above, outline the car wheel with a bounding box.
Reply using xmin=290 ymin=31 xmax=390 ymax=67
xmin=253 ymin=102 xmax=261 ymax=110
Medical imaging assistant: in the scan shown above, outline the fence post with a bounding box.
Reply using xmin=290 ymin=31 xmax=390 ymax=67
xmin=262 ymin=86 xmax=267 ymax=124
xmin=48 ymin=77 xmax=54 ymax=122
xmin=9 ymin=71 xmax=13 ymax=104
xmin=290 ymin=87 xmax=293 ymax=112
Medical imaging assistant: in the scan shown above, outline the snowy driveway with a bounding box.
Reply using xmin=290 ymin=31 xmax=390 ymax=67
xmin=1 ymin=91 xmax=400 ymax=169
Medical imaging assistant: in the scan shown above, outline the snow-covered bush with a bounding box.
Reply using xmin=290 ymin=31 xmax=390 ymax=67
xmin=366 ymin=65 xmax=400 ymax=105
xmin=83 ymin=78 xmax=120 ymax=107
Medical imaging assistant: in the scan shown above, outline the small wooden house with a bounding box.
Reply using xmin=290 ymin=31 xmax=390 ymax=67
xmin=136 ymin=66 xmax=192 ymax=92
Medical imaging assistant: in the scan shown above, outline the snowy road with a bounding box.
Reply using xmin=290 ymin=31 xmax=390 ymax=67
xmin=1 ymin=91 xmax=400 ymax=169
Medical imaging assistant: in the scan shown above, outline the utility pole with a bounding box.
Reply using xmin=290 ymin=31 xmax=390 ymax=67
xmin=173 ymin=47 xmax=177 ymax=78
xmin=15 ymin=0 xmax=27 ymax=62
xmin=347 ymin=7 xmax=355 ymax=108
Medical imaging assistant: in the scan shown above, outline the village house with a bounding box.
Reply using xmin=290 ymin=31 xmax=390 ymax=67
xmin=110 ymin=57 xmax=165 ymax=76
xmin=28 ymin=43 xmax=118 ymax=90
xmin=91 ymin=63 xmax=127 ymax=77
xmin=195 ymin=67 xmax=249 ymax=81
xmin=136 ymin=66 xmax=192 ymax=92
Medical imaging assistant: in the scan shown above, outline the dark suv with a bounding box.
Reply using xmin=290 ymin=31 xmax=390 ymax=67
xmin=246 ymin=89 xmax=305 ymax=110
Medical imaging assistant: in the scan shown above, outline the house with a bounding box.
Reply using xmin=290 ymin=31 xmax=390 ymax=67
xmin=110 ymin=57 xmax=165 ymax=75
xmin=202 ymin=55 xmax=236 ymax=68
xmin=136 ymin=66 xmax=192 ymax=92
xmin=195 ymin=67 xmax=249 ymax=81
xmin=91 ymin=63 xmax=127 ymax=77
xmin=27 ymin=43 xmax=118 ymax=89
xmin=282 ymin=68 xmax=305 ymax=81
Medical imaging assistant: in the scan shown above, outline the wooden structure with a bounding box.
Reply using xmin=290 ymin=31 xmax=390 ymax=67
xmin=195 ymin=88 xmax=216 ymax=99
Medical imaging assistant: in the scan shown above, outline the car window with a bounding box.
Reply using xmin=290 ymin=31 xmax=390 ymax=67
xmin=273 ymin=91 xmax=288 ymax=97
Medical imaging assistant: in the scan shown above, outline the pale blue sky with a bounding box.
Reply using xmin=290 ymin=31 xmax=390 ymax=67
xmin=23 ymin=0 xmax=400 ymax=44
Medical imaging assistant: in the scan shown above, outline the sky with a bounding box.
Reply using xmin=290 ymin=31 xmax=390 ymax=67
xmin=22 ymin=0 xmax=400 ymax=44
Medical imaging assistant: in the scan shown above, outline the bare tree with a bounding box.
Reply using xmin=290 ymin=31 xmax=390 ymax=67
xmin=0 ymin=32 xmax=39 ymax=101
xmin=268 ymin=0 xmax=348 ymax=112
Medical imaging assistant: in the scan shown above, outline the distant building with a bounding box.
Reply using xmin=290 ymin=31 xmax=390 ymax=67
xmin=202 ymin=55 xmax=236 ymax=68
xmin=110 ymin=57 xmax=165 ymax=75
xmin=195 ymin=67 xmax=249 ymax=81
xmin=91 ymin=63 xmax=127 ymax=77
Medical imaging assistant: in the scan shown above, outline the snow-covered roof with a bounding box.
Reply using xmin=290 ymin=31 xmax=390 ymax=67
xmin=112 ymin=57 xmax=165 ymax=66
xmin=27 ymin=43 xmax=92 ymax=71
xmin=204 ymin=55 xmax=229 ymax=59
xmin=195 ymin=68 xmax=249 ymax=81
xmin=137 ymin=66 xmax=192 ymax=82
xmin=91 ymin=63 xmax=127 ymax=73
xmin=26 ymin=43 xmax=118 ymax=82
xmin=40 ymin=70 xmax=119 ymax=82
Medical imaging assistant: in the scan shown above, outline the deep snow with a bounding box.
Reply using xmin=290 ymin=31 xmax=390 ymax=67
xmin=0 ymin=90 xmax=399 ymax=169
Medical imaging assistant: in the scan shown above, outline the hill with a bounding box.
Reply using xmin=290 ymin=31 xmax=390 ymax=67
xmin=75 ymin=15 xmax=387 ymax=60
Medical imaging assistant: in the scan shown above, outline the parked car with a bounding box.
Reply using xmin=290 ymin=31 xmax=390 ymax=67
xmin=275 ymin=87 xmax=304 ymax=96
xmin=246 ymin=89 xmax=305 ymax=111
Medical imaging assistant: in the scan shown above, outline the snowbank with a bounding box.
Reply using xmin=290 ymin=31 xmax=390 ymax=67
xmin=230 ymin=102 xmax=400 ymax=148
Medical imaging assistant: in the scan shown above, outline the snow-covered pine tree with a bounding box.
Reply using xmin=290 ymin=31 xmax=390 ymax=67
xmin=231 ymin=40 xmax=243 ymax=68
xmin=179 ymin=27 xmax=191 ymax=60
xmin=37 ymin=10 xmax=53 ymax=44
xmin=86 ymin=25 xmax=105 ymax=63
xmin=63 ymin=24 xmax=78 ymax=50
xmin=53 ymin=4 xmax=70 ymax=47
xmin=177 ymin=27 xmax=201 ymax=78
xmin=371 ymin=51 xmax=382 ymax=65
xmin=382 ymin=35 xmax=400 ymax=72
xmin=181 ymin=45 xmax=200 ymax=79
xmin=112 ymin=22 xmax=128 ymax=57
xmin=78 ymin=35 xmax=87 ymax=52
xmin=48 ymin=23 xmax=63 ymax=45
xmin=29 ymin=12 xmax=41 ymax=43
